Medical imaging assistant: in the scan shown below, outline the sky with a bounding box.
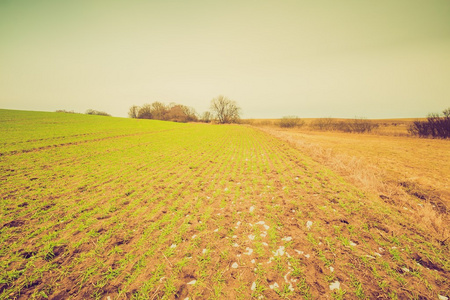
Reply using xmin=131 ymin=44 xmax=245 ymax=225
xmin=1 ymin=0 xmax=449 ymax=119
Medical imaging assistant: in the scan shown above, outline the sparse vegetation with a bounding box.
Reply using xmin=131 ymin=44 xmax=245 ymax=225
xmin=0 ymin=109 xmax=448 ymax=299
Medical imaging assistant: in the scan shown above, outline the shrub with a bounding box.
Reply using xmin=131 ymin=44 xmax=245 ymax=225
xmin=408 ymin=108 xmax=450 ymax=138
xmin=85 ymin=109 xmax=111 ymax=116
xmin=279 ymin=116 xmax=304 ymax=128
xmin=310 ymin=118 xmax=378 ymax=133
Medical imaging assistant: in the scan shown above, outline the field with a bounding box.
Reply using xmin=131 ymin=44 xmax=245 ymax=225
xmin=1 ymin=110 xmax=449 ymax=299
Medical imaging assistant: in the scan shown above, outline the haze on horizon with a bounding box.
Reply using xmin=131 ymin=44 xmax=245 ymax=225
xmin=1 ymin=0 xmax=449 ymax=119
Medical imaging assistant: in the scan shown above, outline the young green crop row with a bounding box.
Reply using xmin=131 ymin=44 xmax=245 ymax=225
xmin=0 ymin=110 xmax=448 ymax=299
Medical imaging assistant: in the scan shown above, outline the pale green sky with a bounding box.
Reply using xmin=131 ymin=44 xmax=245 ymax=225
xmin=1 ymin=0 xmax=449 ymax=118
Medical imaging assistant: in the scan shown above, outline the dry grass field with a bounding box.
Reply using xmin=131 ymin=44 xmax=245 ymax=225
xmin=1 ymin=110 xmax=449 ymax=299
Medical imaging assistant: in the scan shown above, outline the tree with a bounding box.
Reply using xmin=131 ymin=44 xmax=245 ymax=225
xmin=128 ymin=105 xmax=139 ymax=118
xmin=137 ymin=104 xmax=152 ymax=119
xmin=210 ymin=95 xmax=241 ymax=124
xmin=151 ymin=102 xmax=168 ymax=120
xmin=201 ymin=111 xmax=212 ymax=123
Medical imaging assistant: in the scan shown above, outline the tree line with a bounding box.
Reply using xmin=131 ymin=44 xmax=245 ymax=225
xmin=128 ymin=95 xmax=241 ymax=124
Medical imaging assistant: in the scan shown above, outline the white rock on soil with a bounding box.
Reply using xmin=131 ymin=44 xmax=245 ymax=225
xmin=282 ymin=236 xmax=292 ymax=242
xmin=349 ymin=241 xmax=357 ymax=246
xmin=248 ymin=234 xmax=255 ymax=240
xmin=170 ymin=244 xmax=177 ymax=248
xmin=231 ymin=262 xmax=238 ymax=269
xmin=438 ymin=295 xmax=448 ymax=300
xmin=401 ymin=267 xmax=410 ymax=273
xmin=202 ymin=249 xmax=208 ymax=254
xmin=273 ymin=246 xmax=285 ymax=256
xmin=306 ymin=221 xmax=313 ymax=230
xmin=232 ymin=235 xmax=237 ymax=239
xmin=251 ymin=259 xmax=256 ymax=264
xmin=232 ymin=243 xmax=239 ymax=247
xmin=214 ymin=229 xmax=218 ymax=232
xmin=304 ymin=254 xmax=310 ymax=258
xmin=187 ymin=280 xmax=196 ymax=285
xmin=250 ymin=206 xmax=255 ymax=213
xmin=262 ymin=242 xmax=268 ymax=246
xmin=329 ymin=281 xmax=340 ymax=290
xmin=263 ymin=225 xmax=270 ymax=230
xmin=294 ymin=250 xmax=304 ymax=255
xmin=269 ymin=282 xmax=279 ymax=289
xmin=251 ymin=282 xmax=256 ymax=291
xmin=244 ymin=247 xmax=253 ymax=255
xmin=256 ymin=221 xmax=265 ymax=225
xmin=191 ymin=235 xmax=197 ymax=239
xmin=329 ymin=266 xmax=334 ymax=272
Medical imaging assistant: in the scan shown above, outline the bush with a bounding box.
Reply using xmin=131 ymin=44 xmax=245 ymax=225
xmin=310 ymin=118 xmax=335 ymax=130
xmin=85 ymin=109 xmax=111 ymax=116
xmin=279 ymin=116 xmax=304 ymax=128
xmin=56 ymin=110 xmax=77 ymax=114
xmin=310 ymin=118 xmax=378 ymax=133
xmin=408 ymin=108 xmax=450 ymax=138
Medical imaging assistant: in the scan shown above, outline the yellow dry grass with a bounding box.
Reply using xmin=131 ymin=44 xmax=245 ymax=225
xmin=258 ymin=125 xmax=450 ymax=244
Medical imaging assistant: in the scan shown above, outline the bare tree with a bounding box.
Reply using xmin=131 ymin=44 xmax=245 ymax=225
xmin=128 ymin=105 xmax=139 ymax=118
xmin=151 ymin=102 xmax=168 ymax=120
xmin=210 ymin=95 xmax=241 ymax=124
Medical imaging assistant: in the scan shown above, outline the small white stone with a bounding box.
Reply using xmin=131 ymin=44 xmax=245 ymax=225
xmin=202 ymin=249 xmax=208 ymax=254
xmin=236 ymin=221 xmax=241 ymax=226
xmin=329 ymin=281 xmax=340 ymax=290
xmin=232 ymin=243 xmax=239 ymax=247
xmin=251 ymin=259 xmax=256 ymax=264
xmin=273 ymin=246 xmax=285 ymax=256
xmin=231 ymin=262 xmax=238 ymax=269
xmin=349 ymin=241 xmax=357 ymax=246
xmin=260 ymin=232 xmax=267 ymax=238
xmin=262 ymin=242 xmax=268 ymax=246
xmin=329 ymin=266 xmax=334 ymax=272
xmin=263 ymin=225 xmax=270 ymax=230
xmin=256 ymin=221 xmax=265 ymax=225
xmin=269 ymin=282 xmax=279 ymax=289
xmin=184 ymin=298 xmax=189 ymax=300
xmin=248 ymin=234 xmax=255 ymax=240
xmin=232 ymin=235 xmax=237 ymax=239
xmin=282 ymin=236 xmax=292 ymax=242
xmin=374 ymin=252 xmax=382 ymax=257
xmin=294 ymin=250 xmax=304 ymax=255
xmin=249 ymin=206 xmax=255 ymax=213
xmin=365 ymin=255 xmax=375 ymax=259
xmin=292 ymin=209 xmax=296 ymax=212
xmin=237 ymin=254 xmax=241 ymax=257
xmin=438 ymin=295 xmax=448 ymax=300
xmin=224 ymin=188 xmax=229 ymax=191
xmin=379 ymin=247 xmax=384 ymax=252
xmin=304 ymin=254 xmax=310 ymax=258
xmin=170 ymin=244 xmax=177 ymax=248
xmin=214 ymin=229 xmax=218 ymax=232
xmin=191 ymin=235 xmax=197 ymax=239
xmin=187 ymin=280 xmax=196 ymax=285
xmin=401 ymin=267 xmax=410 ymax=273
xmin=306 ymin=221 xmax=313 ymax=230
xmin=251 ymin=282 xmax=256 ymax=291
xmin=244 ymin=247 xmax=253 ymax=255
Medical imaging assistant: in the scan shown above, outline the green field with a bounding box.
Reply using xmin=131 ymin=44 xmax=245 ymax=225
xmin=0 ymin=109 xmax=448 ymax=299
